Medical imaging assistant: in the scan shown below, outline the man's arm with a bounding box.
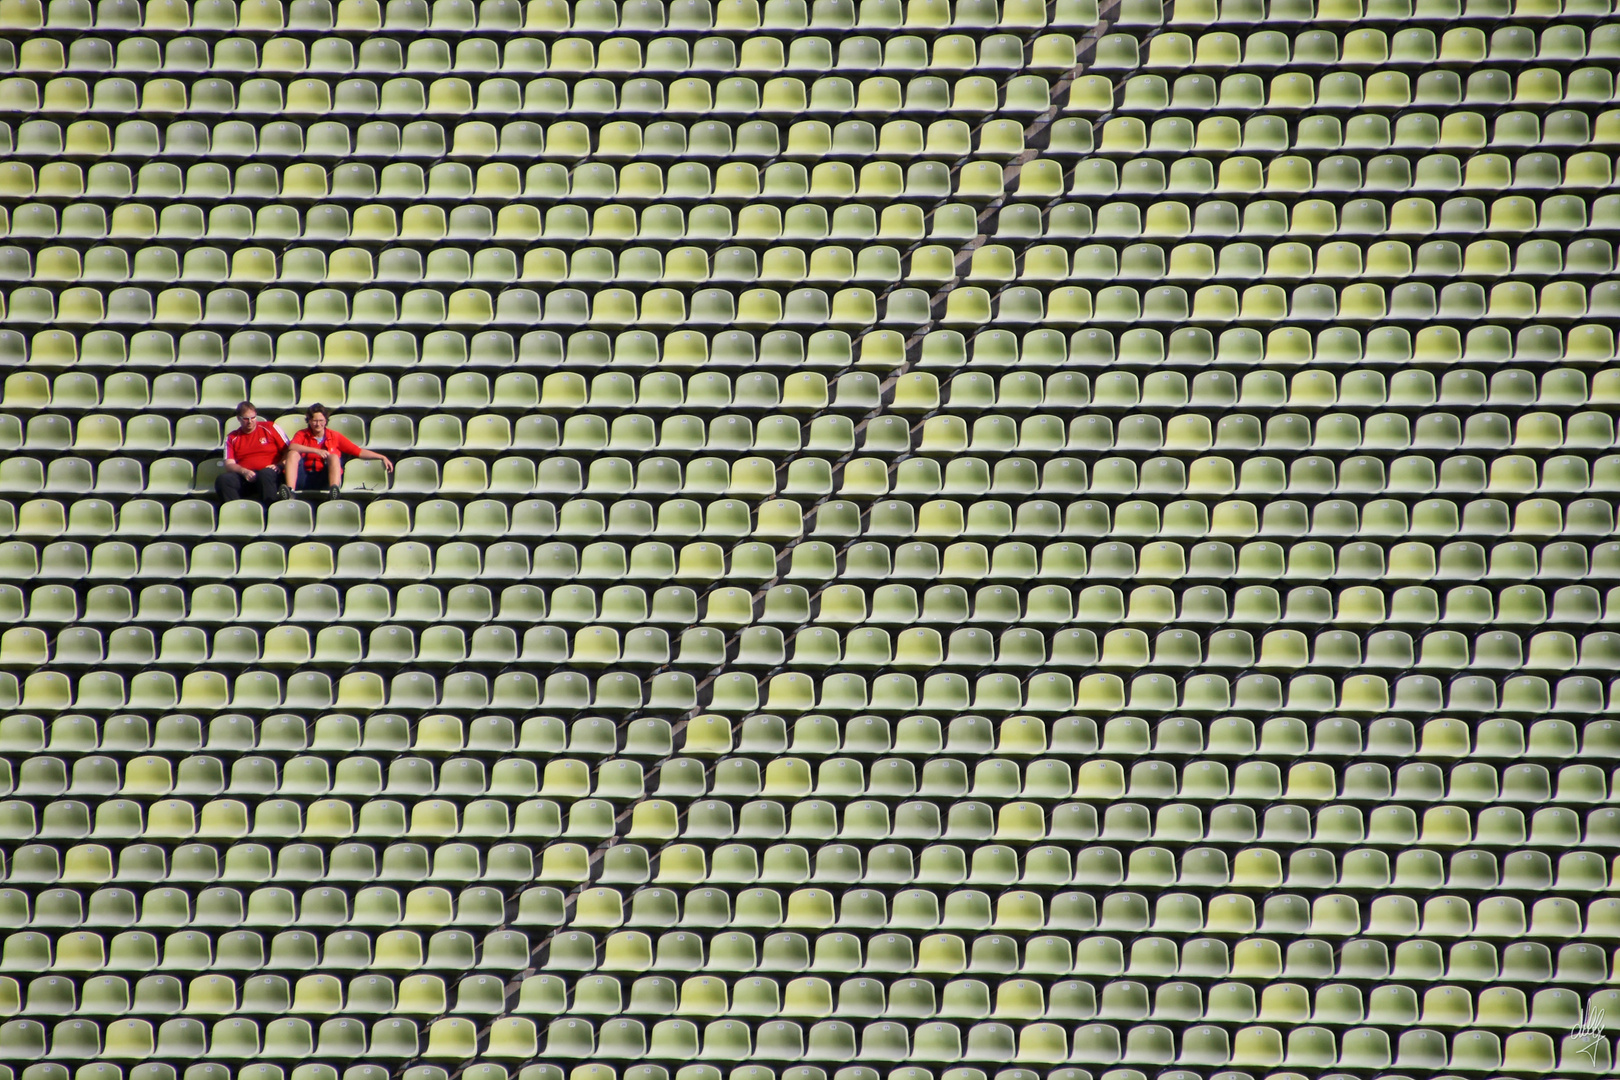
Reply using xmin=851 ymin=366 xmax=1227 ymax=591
xmin=335 ymin=432 xmax=393 ymax=471
xmin=354 ymin=447 xmax=395 ymax=471
xmin=222 ymin=436 xmax=254 ymax=477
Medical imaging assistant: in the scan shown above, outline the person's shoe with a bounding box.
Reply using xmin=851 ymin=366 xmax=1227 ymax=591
xmin=327 ymin=485 xmax=341 ymax=497
xmin=276 ymin=484 xmax=293 ymax=501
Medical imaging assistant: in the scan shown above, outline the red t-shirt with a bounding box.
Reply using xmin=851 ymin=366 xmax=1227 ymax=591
xmin=223 ymin=421 xmax=288 ymax=471
xmin=289 ymin=428 xmax=363 ymax=470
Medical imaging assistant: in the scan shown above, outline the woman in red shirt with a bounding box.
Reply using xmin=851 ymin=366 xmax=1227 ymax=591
xmin=283 ymin=404 xmax=395 ymax=496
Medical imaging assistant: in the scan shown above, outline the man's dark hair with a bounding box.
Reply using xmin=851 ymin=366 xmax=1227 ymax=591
xmin=305 ymin=404 xmax=329 ymax=423
xmin=235 ymin=401 xmax=256 ymax=418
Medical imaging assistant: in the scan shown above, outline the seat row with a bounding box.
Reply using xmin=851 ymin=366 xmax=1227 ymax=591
xmin=15 ymin=195 xmax=1620 ymax=253
xmin=1 ymin=473 xmax=1615 ymax=538
xmin=0 ymin=967 xmax=514 ymax=1017
xmin=527 ymin=929 xmax=1620 ymax=1003
xmin=37 ymin=403 xmax=1620 ymax=450
xmin=0 ymin=118 xmax=1013 ymax=163
xmin=511 ymin=971 xmax=1600 ymax=1029
xmin=5 ymin=243 xmax=916 ymax=290
xmin=1090 ymin=76 xmax=1620 ymax=123
xmin=9 ymin=151 xmax=1620 ymax=204
xmin=3 ymin=32 xmax=1077 ymax=76
xmin=0 ymin=878 xmax=517 ymax=926
xmin=13 ymin=289 xmax=1620 ymax=344
xmin=16 ymin=245 xmax=1620 ymax=305
xmin=1025 ymin=196 xmax=1620 ymax=240
xmin=0 ymin=830 xmax=554 ymax=882
xmin=5 ymin=489 xmax=1620 ymax=545
xmin=16 ymin=106 xmax=1620 ymax=168
xmin=276 ymin=1013 xmax=1604 ymax=1072
xmin=0 ymin=281 xmax=928 ymax=326
xmin=16 ymin=109 xmax=1620 ymax=169
xmin=0 ymin=1060 xmax=472 ymax=1080
xmin=10 ymin=543 xmax=1620 ymax=613
xmin=9 ymin=322 xmax=1619 ymax=371
xmin=0 ymin=1011 xmax=1589 ymax=1071
xmin=1054 ymin=149 xmax=1620 ymax=195
xmin=0 ymin=283 xmax=913 ymax=330
xmin=3 ymin=825 xmax=1618 ymax=889
xmin=528 ymin=926 xmax=1617 ymax=981
xmin=21 ymin=60 xmax=1620 ymax=117
xmin=528 ymin=238 xmax=1620 ymax=286
xmin=0 ymin=199 xmax=957 ymax=248
xmin=0 ymin=200 xmax=955 ymax=249
xmin=1076 ymin=74 xmax=1620 ymax=117
xmin=0 ymin=366 xmax=871 ymax=409
xmin=16 ymin=237 xmax=1620 ymax=292
xmin=25 ymin=22 xmax=1620 ymax=73
xmin=0 ymin=910 xmax=1609 ymax=977
xmin=0 ymin=745 xmax=1611 ymax=803
xmin=0 ymin=71 xmax=1070 ymax=118
xmin=904 ymin=429 xmax=1620 ymax=466
xmin=3 ymin=327 xmax=887 ymax=371
xmin=978 ymin=197 xmax=1613 ymax=247
xmin=0 ymin=822 xmax=1607 ymax=884
xmin=2 ymin=963 xmax=1613 ymax=1032
xmin=0 ymin=794 xmax=1600 ymax=852
xmin=959 ymin=239 xmax=1620 ymax=283
xmin=0 ymin=115 xmax=1019 ymax=167
xmin=2 ymin=656 xmax=1618 ymax=717
xmin=10 ymin=412 xmax=1620 ymax=459
xmin=8 ymin=286 xmax=1620 ymax=340
xmin=0 ymin=793 xmax=638 ymax=835
xmin=392 ymin=979 xmax=1620 ymax=1041
xmin=8 ymin=617 xmax=1620 ymax=678
xmin=11 ymin=366 xmax=1620 ymax=413
xmin=621 ymin=799 xmax=1620 ymax=847
xmin=893 ymin=283 xmax=1620 ymax=330
xmin=2 ymin=411 xmax=894 ymax=453
xmin=0 ymin=0 xmax=1096 ymax=33
xmin=15 ymin=144 xmax=1607 ymax=205
xmin=0 ymin=915 xmax=530 ymax=962
xmin=16 ymin=197 xmax=1620 ymax=256
xmin=0 ymin=1012 xmax=492 ymax=1062
xmin=1027 ymin=188 xmax=1620 ymax=234
xmin=5 ymin=241 xmax=918 ymax=286
xmin=1159 ymin=0 xmax=1609 ymax=23
xmin=0 ymin=707 xmax=1600 ymax=757
xmin=0 ymin=1064 xmax=579 ymax=1080
xmin=889 ymin=369 xmax=1620 ymax=411
xmin=1095 ymin=25 xmax=1620 ymax=68
xmin=11 ymin=527 xmax=1620 ymax=581
xmin=0 ymin=411 xmax=899 ymax=455
xmin=25 ymin=519 xmax=1620 ymax=592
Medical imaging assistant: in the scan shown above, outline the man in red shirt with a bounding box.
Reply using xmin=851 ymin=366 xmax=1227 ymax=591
xmin=283 ymin=403 xmax=394 ymax=496
xmin=215 ymin=400 xmax=291 ymax=503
